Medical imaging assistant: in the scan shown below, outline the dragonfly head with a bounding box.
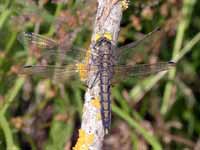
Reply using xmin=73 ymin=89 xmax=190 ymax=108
xmin=96 ymin=37 xmax=111 ymax=45
xmin=94 ymin=37 xmax=112 ymax=53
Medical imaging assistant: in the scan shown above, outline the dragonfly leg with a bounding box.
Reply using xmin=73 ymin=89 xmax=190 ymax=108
xmin=88 ymin=71 xmax=100 ymax=89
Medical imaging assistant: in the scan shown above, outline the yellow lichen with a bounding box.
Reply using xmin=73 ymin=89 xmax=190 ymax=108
xmin=76 ymin=63 xmax=88 ymax=81
xmin=76 ymin=48 xmax=91 ymax=81
xmin=94 ymin=32 xmax=112 ymax=41
xmin=91 ymin=97 xmax=101 ymax=109
xmin=120 ymin=0 xmax=129 ymax=10
xmin=94 ymin=33 xmax=101 ymax=41
xmin=73 ymin=129 xmax=94 ymax=150
xmin=104 ymin=32 xmax=112 ymax=41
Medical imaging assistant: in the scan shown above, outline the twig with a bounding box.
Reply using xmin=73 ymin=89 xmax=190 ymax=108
xmin=73 ymin=0 xmax=125 ymax=149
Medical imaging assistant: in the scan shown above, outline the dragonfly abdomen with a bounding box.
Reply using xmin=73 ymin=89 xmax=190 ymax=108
xmin=99 ymin=69 xmax=112 ymax=134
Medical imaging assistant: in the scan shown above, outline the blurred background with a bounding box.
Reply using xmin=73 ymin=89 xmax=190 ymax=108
xmin=0 ymin=0 xmax=200 ymax=149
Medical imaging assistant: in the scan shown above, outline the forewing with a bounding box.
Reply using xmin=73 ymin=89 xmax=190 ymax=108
xmin=40 ymin=47 xmax=98 ymax=66
xmin=18 ymin=32 xmax=91 ymax=65
xmin=18 ymin=32 xmax=58 ymax=50
xmin=20 ymin=65 xmax=69 ymax=76
xmin=19 ymin=65 xmax=81 ymax=82
xmin=19 ymin=64 xmax=100 ymax=83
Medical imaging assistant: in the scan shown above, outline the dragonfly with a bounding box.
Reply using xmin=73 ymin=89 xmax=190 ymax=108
xmin=18 ymin=28 xmax=176 ymax=134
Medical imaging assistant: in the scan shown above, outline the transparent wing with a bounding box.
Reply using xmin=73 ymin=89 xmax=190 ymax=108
xmin=19 ymin=64 xmax=82 ymax=82
xmin=18 ymin=32 xmax=58 ymax=50
xmin=116 ymin=27 xmax=163 ymax=65
xmin=18 ymin=64 xmax=100 ymax=82
xmin=18 ymin=32 xmax=91 ymax=64
xmin=18 ymin=61 xmax=175 ymax=85
xmin=18 ymin=32 xmax=101 ymax=86
xmin=19 ymin=65 xmax=69 ymax=76
xmin=113 ymin=61 xmax=175 ymax=82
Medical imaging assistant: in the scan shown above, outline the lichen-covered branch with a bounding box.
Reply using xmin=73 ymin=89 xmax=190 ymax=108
xmin=73 ymin=0 xmax=127 ymax=149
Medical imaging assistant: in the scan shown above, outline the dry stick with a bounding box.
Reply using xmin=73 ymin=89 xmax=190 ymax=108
xmin=73 ymin=0 xmax=124 ymax=149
